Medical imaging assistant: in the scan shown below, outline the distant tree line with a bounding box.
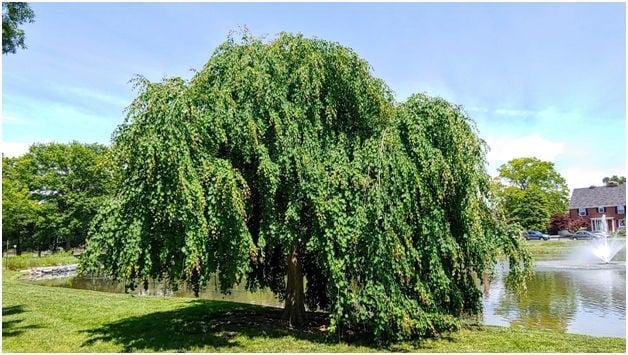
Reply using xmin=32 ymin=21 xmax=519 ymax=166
xmin=603 ymin=175 xmax=626 ymax=185
xmin=2 ymin=142 xmax=112 ymax=255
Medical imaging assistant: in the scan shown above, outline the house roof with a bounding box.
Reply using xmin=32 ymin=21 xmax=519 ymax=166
xmin=569 ymin=184 xmax=626 ymax=209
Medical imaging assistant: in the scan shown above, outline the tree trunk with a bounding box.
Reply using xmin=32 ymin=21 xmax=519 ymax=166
xmin=16 ymin=234 xmax=22 ymax=256
xmin=283 ymin=243 xmax=306 ymax=326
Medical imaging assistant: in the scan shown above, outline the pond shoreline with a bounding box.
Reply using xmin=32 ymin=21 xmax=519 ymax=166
xmin=22 ymin=264 xmax=78 ymax=280
xmin=3 ymin=267 xmax=625 ymax=352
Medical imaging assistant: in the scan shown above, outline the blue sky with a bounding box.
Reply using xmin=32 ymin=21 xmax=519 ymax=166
xmin=2 ymin=2 xmax=625 ymax=192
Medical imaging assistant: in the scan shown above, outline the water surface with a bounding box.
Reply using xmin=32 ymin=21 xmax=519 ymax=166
xmin=482 ymin=263 xmax=625 ymax=338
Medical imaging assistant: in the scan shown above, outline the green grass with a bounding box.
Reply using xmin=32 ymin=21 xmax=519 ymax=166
xmin=2 ymin=270 xmax=625 ymax=352
xmin=525 ymin=239 xmax=627 ymax=261
xmin=524 ymin=240 xmax=578 ymax=259
xmin=3 ymin=251 xmax=78 ymax=271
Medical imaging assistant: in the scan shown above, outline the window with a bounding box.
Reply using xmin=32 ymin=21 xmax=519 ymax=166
xmin=598 ymin=207 xmax=606 ymax=213
xmin=618 ymin=205 xmax=626 ymax=214
xmin=578 ymin=208 xmax=587 ymax=216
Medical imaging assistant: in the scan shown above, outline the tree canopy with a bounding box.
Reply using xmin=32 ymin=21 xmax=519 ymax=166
xmin=495 ymin=157 xmax=569 ymax=232
xmin=511 ymin=187 xmax=551 ymax=232
xmin=2 ymin=155 xmax=41 ymax=254
xmin=2 ymin=2 xmax=35 ymax=55
xmin=81 ymin=32 xmax=531 ymax=343
xmin=2 ymin=142 xmax=112 ymax=254
xmin=603 ymin=175 xmax=626 ymax=185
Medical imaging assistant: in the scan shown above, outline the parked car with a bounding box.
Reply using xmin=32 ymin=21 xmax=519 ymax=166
xmin=526 ymin=231 xmax=550 ymax=241
xmin=570 ymin=230 xmax=604 ymax=240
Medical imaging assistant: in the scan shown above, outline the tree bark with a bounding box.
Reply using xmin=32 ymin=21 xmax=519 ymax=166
xmin=16 ymin=234 xmax=22 ymax=256
xmin=283 ymin=243 xmax=306 ymax=326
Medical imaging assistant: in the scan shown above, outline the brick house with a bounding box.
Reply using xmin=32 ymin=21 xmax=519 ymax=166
xmin=568 ymin=182 xmax=626 ymax=233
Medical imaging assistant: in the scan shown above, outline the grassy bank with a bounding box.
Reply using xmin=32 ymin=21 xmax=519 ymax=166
xmin=3 ymin=251 xmax=78 ymax=271
xmin=525 ymin=240 xmax=578 ymax=259
xmin=2 ymin=270 xmax=625 ymax=352
xmin=525 ymin=239 xmax=627 ymax=260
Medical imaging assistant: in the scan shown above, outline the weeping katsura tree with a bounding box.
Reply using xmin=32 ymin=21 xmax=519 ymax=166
xmin=81 ymin=31 xmax=531 ymax=343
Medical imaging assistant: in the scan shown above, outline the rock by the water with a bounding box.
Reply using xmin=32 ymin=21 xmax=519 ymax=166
xmin=24 ymin=264 xmax=78 ymax=280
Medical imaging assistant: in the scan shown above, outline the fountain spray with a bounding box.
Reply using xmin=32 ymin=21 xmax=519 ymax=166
xmin=591 ymin=214 xmax=624 ymax=264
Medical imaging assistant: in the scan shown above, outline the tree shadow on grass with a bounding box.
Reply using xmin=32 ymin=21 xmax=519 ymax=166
xmin=81 ymin=299 xmax=349 ymax=352
xmin=3 ymin=305 xmax=25 ymax=317
xmin=2 ymin=305 xmax=42 ymax=337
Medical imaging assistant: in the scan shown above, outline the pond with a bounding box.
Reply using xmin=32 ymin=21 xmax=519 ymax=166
xmin=482 ymin=261 xmax=625 ymax=338
xmin=482 ymin=239 xmax=626 ymax=338
xmin=32 ymin=241 xmax=626 ymax=338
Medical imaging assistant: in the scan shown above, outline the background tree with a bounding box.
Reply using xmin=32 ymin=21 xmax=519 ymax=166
xmin=2 ymin=2 xmax=35 ymax=54
xmin=495 ymin=157 xmax=569 ymax=231
xmin=3 ymin=142 xmax=112 ymax=254
xmin=548 ymin=213 xmax=570 ymax=235
xmin=2 ymin=155 xmax=41 ymax=255
xmin=602 ymin=175 xmax=626 ymax=185
xmin=548 ymin=213 xmax=590 ymax=235
xmin=26 ymin=142 xmax=112 ymax=250
xmin=510 ymin=187 xmax=551 ymax=232
xmin=81 ymin=32 xmax=531 ymax=343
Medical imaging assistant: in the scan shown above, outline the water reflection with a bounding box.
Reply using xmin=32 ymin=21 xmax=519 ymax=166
xmin=37 ymin=275 xmax=284 ymax=308
xmin=483 ymin=264 xmax=626 ymax=338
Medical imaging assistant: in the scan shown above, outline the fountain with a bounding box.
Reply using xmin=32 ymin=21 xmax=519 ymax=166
xmin=590 ymin=214 xmax=624 ymax=264
xmin=533 ymin=214 xmax=625 ymax=271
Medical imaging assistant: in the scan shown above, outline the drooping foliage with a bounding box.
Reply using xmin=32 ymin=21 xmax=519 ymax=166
xmin=81 ymin=32 xmax=531 ymax=343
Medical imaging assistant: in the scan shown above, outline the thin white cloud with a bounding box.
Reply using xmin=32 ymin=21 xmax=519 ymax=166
xmin=2 ymin=114 xmax=32 ymax=125
xmin=558 ymin=140 xmax=626 ymax=192
xmin=485 ymin=134 xmax=566 ymax=165
xmin=561 ymin=165 xmax=627 ymax=192
xmin=468 ymin=106 xmax=489 ymax=113
xmin=493 ymin=108 xmax=537 ymax=117
xmin=484 ymin=134 xmax=625 ymax=193
xmin=53 ymin=85 xmax=130 ymax=108
xmin=2 ymin=142 xmax=31 ymax=158
xmin=3 ymin=93 xmax=121 ymax=144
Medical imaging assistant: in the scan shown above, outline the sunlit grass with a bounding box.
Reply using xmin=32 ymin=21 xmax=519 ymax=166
xmin=525 ymin=239 xmax=626 ymax=261
xmin=2 ymin=252 xmax=78 ymax=271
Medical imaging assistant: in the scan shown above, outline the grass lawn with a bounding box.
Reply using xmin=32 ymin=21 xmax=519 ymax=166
xmin=2 ymin=270 xmax=625 ymax=352
xmin=525 ymin=238 xmax=627 ymax=260
xmin=2 ymin=251 xmax=79 ymax=271
xmin=525 ymin=240 xmax=579 ymax=259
